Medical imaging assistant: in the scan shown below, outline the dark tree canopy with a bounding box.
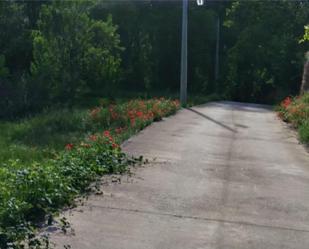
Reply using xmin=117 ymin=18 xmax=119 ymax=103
xmin=0 ymin=0 xmax=308 ymax=118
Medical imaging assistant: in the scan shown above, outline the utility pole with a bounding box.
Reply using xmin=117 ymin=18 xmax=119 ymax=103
xmin=214 ymin=15 xmax=220 ymax=81
xmin=180 ymin=0 xmax=204 ymax=106
xmin=180 ymin=0 xmax=188 ymax=106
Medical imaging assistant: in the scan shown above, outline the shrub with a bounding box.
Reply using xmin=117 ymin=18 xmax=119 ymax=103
xmin=299 ymin=122 xmax=309 ymax=144
xmin=31 ymin=2 xmax=122 ymax=105
xmin=0 ymin=131 xmax=130 ymax=248
xmin=277 ymin=93 xmax=309 ymax=144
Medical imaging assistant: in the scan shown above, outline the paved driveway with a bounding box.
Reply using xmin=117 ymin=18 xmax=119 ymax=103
xmin=52 ymin=101 xmax=309 ymax=249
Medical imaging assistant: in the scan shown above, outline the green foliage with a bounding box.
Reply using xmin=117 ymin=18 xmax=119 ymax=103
xmin=31 ymin=1 xmax=122 ymax=104
xmin=299 ymin=121 xmax=309 ymax=144
xmin=1 ymin=0 xmax=308 ymax=118
xmin=0 ymin=1 xmax=33 ymax=118
xmin=277 ymin=93 xmax=309 ymax=145
xmin=223 ymin=1 xmax=309 ymax=103
xmin=187 ymin=93 xmax=223 ymax=107
xmin=0 ymin=138 xmax=127 ymax=248
xmin=300 ymin=25 xmax=309 ymax=43
xmin=0 ymin=55 xmax=9 ymax=78
xmin=7 ymin=109 xmax=91 ymax=150
xmin=3 ymin=98 xmax=179 ymax=152
xmin=0 ymin=98 xmax=180 ymax=248
xmin=0 ymin=1 xmax=31 ymax=71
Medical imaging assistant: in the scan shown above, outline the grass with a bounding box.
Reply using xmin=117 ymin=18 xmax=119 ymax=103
xmin=0 ymin=98 xmax=180 ymax=248
xmin=0 ymin=109 xmax=90 ymax=164
xmin=0 ymin=93 xmax=219 ymax=164
xmin=277 ymin=93 xmax=309 ymax=145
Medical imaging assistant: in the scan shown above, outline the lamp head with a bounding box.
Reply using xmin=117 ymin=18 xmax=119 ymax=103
xmin=197 ymin=0 xmax=204 ymax=6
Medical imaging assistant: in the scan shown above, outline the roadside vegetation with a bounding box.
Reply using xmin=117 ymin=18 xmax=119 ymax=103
xmin=277 ymin=93 xmax=309 ymax=145
xmin=0 ymin=98 xmax=180 ymax=248
xmin=1 ymin=1 xmax=308 ymax=120
xmin=0 ymin=0 xmax=308 ymax=248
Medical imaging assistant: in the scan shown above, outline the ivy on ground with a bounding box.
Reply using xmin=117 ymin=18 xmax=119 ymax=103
xmin=0 ymin=98 xmax=180 ymax=248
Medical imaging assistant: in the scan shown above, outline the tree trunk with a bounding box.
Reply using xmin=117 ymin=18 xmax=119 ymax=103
xmin=300 ymin=51 xmax=309 ymax=94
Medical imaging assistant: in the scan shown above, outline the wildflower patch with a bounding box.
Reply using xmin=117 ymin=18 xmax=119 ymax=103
xmin=277 ymin=94 xmax=309 ymax=144
xmin=0 ymin=98 xmax=180 ymax=248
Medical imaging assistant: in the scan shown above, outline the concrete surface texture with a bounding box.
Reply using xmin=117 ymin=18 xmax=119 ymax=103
xmin=51 ymin=101 xmax=309 ymax=249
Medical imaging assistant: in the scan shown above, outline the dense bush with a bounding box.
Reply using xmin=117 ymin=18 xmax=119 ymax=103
xmin=223 ymin=1 xmax=309 ymax=103
xmin=0 ymin=1 xmax=123 ymax=118
xmin=277 ymin=93 xmax=309 ymax=144
xmin=31 ymin=1 xmax=122 ymax=105
xmin=0 ymin=135 xmax=128 ymax=248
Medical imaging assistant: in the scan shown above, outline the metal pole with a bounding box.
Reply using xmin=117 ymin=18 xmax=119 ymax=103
xmin=214 ymin=15 xmax=220 ymax=81
xmin=180 ymin=0 xmax=188 ymax=106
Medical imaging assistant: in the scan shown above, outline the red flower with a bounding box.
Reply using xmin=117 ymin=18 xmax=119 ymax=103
xmin=65 ymin=143 xmax=74 ymax=150
xmin=136 ymin=111 xmax=143 ymax=118
xmin=281 ymin=97 xmax=292 ymax=109
xmin=103 ymin=130 xmax=111 ymax=137
xmin=103 ymin=130 xmax=115 ymax=144
xmin=112 ymin=143 xmax=119 ymax=149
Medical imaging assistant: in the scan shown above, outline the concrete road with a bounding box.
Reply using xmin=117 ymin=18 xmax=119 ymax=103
xmin=51 ymin=101 xmax=309 ymax=249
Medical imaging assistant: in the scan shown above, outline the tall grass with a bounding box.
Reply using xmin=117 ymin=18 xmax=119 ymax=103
xmin=0 ymin=109 xmax=90 ymax=164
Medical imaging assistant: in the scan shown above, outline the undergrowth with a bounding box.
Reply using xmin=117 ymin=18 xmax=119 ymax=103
xmin=277 ymin=93 xmax=309 ymax=145
xmin=0 ymin=98 xmax=180 ymax=248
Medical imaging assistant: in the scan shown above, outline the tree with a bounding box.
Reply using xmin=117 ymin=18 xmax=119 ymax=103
xmin=300 ymin=25 xmax=309 ymax=93
xmin=223 ymin=1 xmax=309 ymax=103
xmin=300 ymin=25 xmax=309 ymax=43
xmin=31 ymin=0 xmax=122 ymax=104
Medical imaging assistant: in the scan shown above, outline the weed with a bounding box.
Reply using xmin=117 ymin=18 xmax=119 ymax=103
xmin=0 ymin=98 xmax=180 ymax=248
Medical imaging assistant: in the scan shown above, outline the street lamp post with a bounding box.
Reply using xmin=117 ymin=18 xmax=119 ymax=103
xmin=197 ymin=0 xmax=204 ymax=6
xmin=180 ymin=0 xmax=188 ymax=106
xmin=215 ymin=15 xmax=220 ymax=81
xmin=180 ymin=0 xmax=204 ymax=106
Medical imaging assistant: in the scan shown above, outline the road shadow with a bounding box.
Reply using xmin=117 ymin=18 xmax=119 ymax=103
xmin=186 ymin=108 xmax=238 ymax=133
